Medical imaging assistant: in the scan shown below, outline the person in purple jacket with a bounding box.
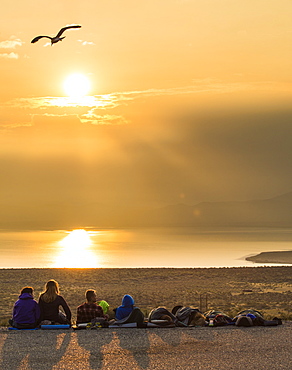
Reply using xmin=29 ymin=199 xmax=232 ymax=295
xmin=9 ymin=287 xmax=40 ymax=329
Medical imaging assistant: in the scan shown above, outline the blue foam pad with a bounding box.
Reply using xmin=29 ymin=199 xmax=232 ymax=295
xmin=41 ymin=324 xmax=70 ymax=329
xmin=8 ymin=327 xmax=38 ymax=330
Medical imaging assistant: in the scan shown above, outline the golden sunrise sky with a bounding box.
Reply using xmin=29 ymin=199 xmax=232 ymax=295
xmin=1 ymin=0 xmax=292 ymax=229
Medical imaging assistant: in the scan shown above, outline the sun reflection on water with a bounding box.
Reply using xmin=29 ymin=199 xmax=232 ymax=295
xmin=54 ymin=229 xmax=99 ymax=268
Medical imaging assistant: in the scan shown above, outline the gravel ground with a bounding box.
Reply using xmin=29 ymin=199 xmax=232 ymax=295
xmin=0 ymin=322 xmax=291 ymax=369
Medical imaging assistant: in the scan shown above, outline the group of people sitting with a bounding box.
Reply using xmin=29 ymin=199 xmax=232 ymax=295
xmin=9 ymin=279 xmax=147 ymax=329
xmin=10 ymin=279 xmax=105 ymax=329
xmin=9 ymin=279 xmax=282 ymax=330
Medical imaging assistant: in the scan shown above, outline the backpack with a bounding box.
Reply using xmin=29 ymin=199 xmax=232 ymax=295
xmin=88 ymin=317 xmax=109 ymax=328
xmin=173 ymin=306 xmax=204 ymax=326
xmin=234 ymin=309 xmax=264 ymax=326
xmin=235 ymin=316 xmax=253 ymax=327
xmin=213 ymin=314 xmax=231 ymax=326
xmin=205 ymin=310 xmax=232 ymax=325
xmin=148 ymin=307 xmax=176 ymax=326
xmin=236 ymin=309 xmax=263 ymax=318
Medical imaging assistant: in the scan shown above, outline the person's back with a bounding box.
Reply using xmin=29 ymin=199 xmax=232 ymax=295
xmin=10 ymin=287 xmax=40 ymax=329
xmin=77 ymin=289 xmax=109 ymax=324
xmin=39 ymin=296 xmax=71 ymax=322
xmin=112 ymin=294 xmax=145 ymax=327
xmin=39 ymin=279 xmax=71 ymax=324
xmin=115 ymin=294 xmax=135 ymax=320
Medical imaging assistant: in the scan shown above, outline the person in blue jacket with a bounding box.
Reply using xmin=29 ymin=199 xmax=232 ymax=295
xmin=10 ymin=287 xmax=40 ymax=329
xmin=115 ymin=294 xmax=135 ymax=320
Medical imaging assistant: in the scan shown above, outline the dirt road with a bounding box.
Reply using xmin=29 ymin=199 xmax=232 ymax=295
xmin=0 ymin=323 xmax=291 ymax=369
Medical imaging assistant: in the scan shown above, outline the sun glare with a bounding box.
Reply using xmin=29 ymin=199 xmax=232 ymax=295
xmin=54 ymin=229 xmax=98 ymax=268
xmin=63 ymin=73 xmax=91 ymax=98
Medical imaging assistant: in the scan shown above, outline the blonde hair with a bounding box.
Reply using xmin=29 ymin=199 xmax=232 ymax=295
xmin=40 ymin=279 xmax=59 ymax=303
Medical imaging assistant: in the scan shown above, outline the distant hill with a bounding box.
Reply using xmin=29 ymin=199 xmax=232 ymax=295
xmin=139 ymin=191 xmax=292 ymax=227
xmin=1 ymin=191 xmax=292 ymax=229
xmin=246 ymin=251 xmax=292 ymax=264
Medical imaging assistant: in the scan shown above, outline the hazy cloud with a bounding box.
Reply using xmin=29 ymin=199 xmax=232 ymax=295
xmin=0 ymin=37 xmax=23 ymax=59
xmin=1 ymin=0 xmax=292 ymax=230
xmin=80 ymin=112 xmax=128 ymax=125
xmin=0 ymin=37 xmax=23 ymax=49
xmin=7 ymin=95 xmax=119 ymax=110
xmin=6 ymin=80 xmax=270 ymax=109
xmin=78 ymin=40 xmax=95 ymax=46
xmin=0 ymin=80 xmax=288 ymax=129
xmin=0 ymin=52 xmax=18 ymax=59
xmin=1 ymin=91 xmax=292 ymax=228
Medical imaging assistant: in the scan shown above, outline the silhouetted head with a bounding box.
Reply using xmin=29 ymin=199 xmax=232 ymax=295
xmin=21 ymin=286 xmax=34 ymax=295
xmin=85 ymin=289 xmax=97 ymax=303
xmin=121 ymin=294 xmax=134 ymax=307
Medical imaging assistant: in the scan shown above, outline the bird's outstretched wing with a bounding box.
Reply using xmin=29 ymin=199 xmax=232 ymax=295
xmin=31 ymin=36 xmax=52 ymax=43
xmin=56 ymin=25 xmax=82 ymax=38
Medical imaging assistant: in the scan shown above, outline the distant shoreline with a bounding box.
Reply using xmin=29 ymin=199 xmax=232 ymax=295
xmin=246 ymin=250 xmax=292 ymax=264
xmin=0 ymin=264 xmax=291 ymax=270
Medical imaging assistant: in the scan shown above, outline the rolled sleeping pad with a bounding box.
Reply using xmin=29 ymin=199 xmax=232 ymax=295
xmin=8 ymin=327 xmax=38 ymax=330
xmin=41 ymin=324 xmax=70 ymax=329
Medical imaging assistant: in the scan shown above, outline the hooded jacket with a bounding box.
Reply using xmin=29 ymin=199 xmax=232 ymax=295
xmin=12 ymin=293 xmax=40 ymax=324
xmin=115 ymin=294 xmax=135 ymax=320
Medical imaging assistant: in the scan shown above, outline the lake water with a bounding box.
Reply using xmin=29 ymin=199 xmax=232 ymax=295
xmin=0 ymin=227 xmax=292 ymax=268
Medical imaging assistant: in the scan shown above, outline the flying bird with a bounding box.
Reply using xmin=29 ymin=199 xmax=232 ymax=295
xmin=31 ymin=25 xmax=81 ymax=45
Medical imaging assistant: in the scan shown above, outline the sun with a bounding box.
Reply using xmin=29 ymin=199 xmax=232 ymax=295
xmin=54 ymin=229 xmax=99 ymax=268
xmin=60 ymin=229 xmax=91 ymax=251
xmin=63 ymin=73 xmax=91 ymax=97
